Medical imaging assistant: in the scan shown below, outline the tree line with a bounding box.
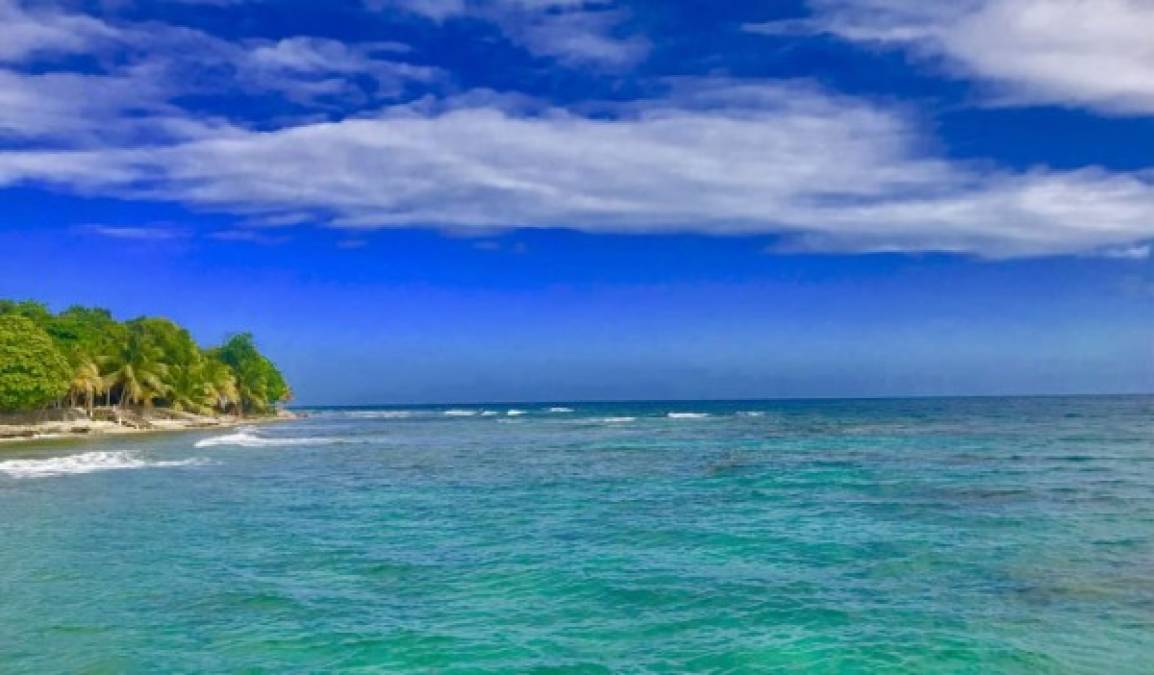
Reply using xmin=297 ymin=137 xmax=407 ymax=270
xmin=0 ymin=300 xmax=290 ymax=416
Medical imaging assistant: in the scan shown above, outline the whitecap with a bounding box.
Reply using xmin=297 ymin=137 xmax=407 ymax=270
xmin=736 ymin=411 xmax=766 ymax=417
xmin=443 ymin=409 xmax=478 ymax=417
xmin=506 ymin=409 xmax=527 ymax=417
xmin=0 ymin=451 xmax=209 ymax=480
xmin=344 ymin=410 xmax=415 ymax=419
xmin=667 ymin=412 xmax=710 ymax=419
xmin=599 ymin=417 xmax=637 ymax=424
xmin=548 ymin=407 xmax=575 ymax=413
xmin=480 ymin=410 xmax=500 ymax=416
xmin=193 ymin=432 xmax=338 ymax=448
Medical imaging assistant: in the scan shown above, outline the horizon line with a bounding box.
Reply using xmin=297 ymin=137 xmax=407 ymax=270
xmin=288 ymin=391 xmax=1154 ymax=408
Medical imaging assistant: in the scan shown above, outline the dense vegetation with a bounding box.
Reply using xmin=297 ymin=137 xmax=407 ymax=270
xmin=0 ymin=300 xmax=290 ymax=416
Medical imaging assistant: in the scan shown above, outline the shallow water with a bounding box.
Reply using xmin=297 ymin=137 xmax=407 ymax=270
xmin=2 ymin=396 xmax=1153 ymax=672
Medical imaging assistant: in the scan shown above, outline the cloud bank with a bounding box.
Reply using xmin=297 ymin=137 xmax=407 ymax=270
xmin=1 ymin=0 xmax=1153 ymax=259
xmin=5 ymin=79 xmax=1154 ymax=258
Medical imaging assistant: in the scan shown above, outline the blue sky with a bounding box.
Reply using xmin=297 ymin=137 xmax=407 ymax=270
xmin=1 ymin=0 xmax=1153 ymax=403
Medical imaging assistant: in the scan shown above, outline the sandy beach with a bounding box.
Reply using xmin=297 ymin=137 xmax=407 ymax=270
xmin=0 ymin=408 xmax=296 ymax=446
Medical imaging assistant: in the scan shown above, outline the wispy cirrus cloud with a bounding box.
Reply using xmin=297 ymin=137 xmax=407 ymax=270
xmin=0 ymin=0 xmax=441 ymax=148
xmin=371 ymin=0 xmax=649 ymax=68
xmin=208 ymin=229 xmax=291 ymax=245
xmin=77 ymin=224 xmax=190 ymax=240
xmin=0 ymin=0 xmax=122 ymax=62
xmin=747 ymin=0 xmax=1154 ymax=115
xmin=4 ymin=0 xmax=1154 ymax=260
xmin=7 ymin=80 xmax=1154 ymax=258
xmin=230 ymin=36 xmax=442 ymax=107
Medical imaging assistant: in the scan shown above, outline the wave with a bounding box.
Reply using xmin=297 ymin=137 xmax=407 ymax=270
xmin=443 ymin=409 xmax=478 ymax=417
xmin=506 ymin=409 xmax=527 ymax=417
xmin=548 ymin=407 xmax=575 ymax=413
xmin=598 ymin=416 xmax=637 ymax=423
xmin=193 ymin=431 xmax=339 ymax=448
xmin=667 ymin=412 xmax=710 ymax=419
xmin=343 ymin=410 xmax=417 ymax=419
xmin=480 ymin=410 xmax=500 ymax=416
xmin=0 ymin=451 xmax=208 ymax=480
xmin=736 ymin=411 xmax=766 ymax=417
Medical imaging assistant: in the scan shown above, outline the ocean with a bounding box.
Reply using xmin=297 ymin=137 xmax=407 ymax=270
xmin=1 ymin=396 xmax=1152 ymax=672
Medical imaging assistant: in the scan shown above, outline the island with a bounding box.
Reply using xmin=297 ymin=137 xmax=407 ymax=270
xmin=0 ymin=299 xmax=292 ymax=443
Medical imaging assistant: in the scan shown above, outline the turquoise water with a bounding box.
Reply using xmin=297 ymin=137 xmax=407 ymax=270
xmin=1 ymin=397 xmax=1153 ymax=672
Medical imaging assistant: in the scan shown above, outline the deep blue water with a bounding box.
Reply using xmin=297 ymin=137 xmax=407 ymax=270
xmin=1 ymin=397 xmax=1153 ymax=672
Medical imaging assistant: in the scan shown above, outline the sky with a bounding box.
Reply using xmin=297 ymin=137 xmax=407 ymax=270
xmin=1 ymin=0 xmax=1153 ymax=404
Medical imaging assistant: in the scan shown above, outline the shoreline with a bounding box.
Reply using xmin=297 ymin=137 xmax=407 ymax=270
xmin=0 ymin=409 xmax=296 ymax=448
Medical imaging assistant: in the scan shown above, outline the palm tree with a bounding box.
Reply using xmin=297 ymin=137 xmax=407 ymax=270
xmin=102 ymin=331 xmax=169 ymax=410
xmin=68 ymin=359 xmax=105 ymax=417
xmin=203 ymin=359 xmax=239 ymax=416
xmin=167 ymin=361 xmax=213 ymax=414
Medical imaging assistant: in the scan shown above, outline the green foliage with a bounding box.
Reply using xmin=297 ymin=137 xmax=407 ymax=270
xmin=48 ymin=306 xmax=126 ymax=366
xmin=69 ymin=359 xmax=105 ymax=415
xmin=203 ymin=356 xmax=240 ymax=413
xmin=0 ymin=299 xmax=289 ymax=415
xmin=214 ymin=333 xmax=291 ymax=414
xmin=102 ymin=322 xmax=171 ymax=408
xmin=0 ymin=314 xmax=71 ymax=412
xmin=0 ymin=300 xmax=53 ymax=325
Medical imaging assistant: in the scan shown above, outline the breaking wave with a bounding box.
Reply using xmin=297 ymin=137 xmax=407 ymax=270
xmin=548 ymin=407 xmax=575 ymax=413
xmin=0 ymin=451 xmax=209 ymax=480
xmin=443 ymin=409 xmax=478 ymax=417
xmin=667 ymin=412 xmax=710 ymax=419
xmin=194 ymin=431 xmax=340 ymax=448
xmin=342 ymin=410 xmax=417 ymax=419
xmin=598 ymin=417 xmax=637 ymax=424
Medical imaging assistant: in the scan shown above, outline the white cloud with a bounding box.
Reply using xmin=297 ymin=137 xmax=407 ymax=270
xmin=506 ymin=5 xmax=648 ymax=68
xmin=1099 ymin=244 xmax=1151 ymax=260
xmin=208 ymin=229 xmax=291 ymax=245
xmin=77 ymin=224 xmax=190 ymax=240
xmin=5 ymin=81 xmax=1154 ymax=258
xmin=234 ymin=37 xmax=441 ymax=105
xmin=372 ymin=0 xmax=649 ymax=68
xmin=3 ymin=1 xmax=1154 ymax=259
xmin=0 ymin=0 xmax=124 ymax=62
xmin=366 ymin=0 xmax=465 ymax=21
xmin=0 ymin=1 xmax=439 ymax=146
xmin=748 ymin=0 xmax=1154 ymax=115
xmin=0 ymin=64 xmax=242 ymax=147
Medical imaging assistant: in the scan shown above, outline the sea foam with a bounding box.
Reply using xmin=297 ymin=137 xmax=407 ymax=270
xmin=193 ymin=431 xmax=337 ymax=448
xmin=0 ymin=451 xmax=208 ymax=480
xmin=343 ymin=410 xmax=416 ymax=419
xmin=444 ymin=409 xmax=478 ymax=417
xmin=548 ymin=407 xmax=575 ymax=413
xmin=667 ymin=412 xmax=710 ymax=419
